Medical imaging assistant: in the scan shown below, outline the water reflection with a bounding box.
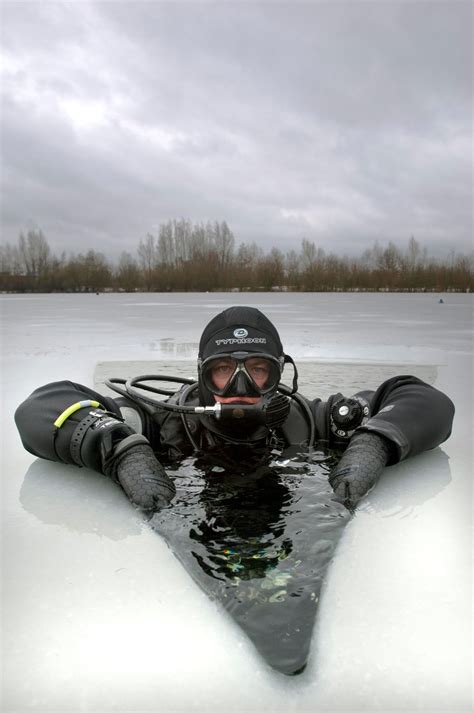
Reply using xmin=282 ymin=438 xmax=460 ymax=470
xmin=149 ymin=446 xmax=351 ymax=675
xmin=367 ymin=448 xmax=452 ymax=517
xmin=20 ymin=459 xmax=143 ymax=539
xmin=155 ymin=338 xmax=199 ymax=358
xmin=189 ymin=469 xmax=294 ymax=582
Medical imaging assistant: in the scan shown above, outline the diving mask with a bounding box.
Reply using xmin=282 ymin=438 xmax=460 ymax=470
xmin=199 ymin=351 xmax=284 ymax=398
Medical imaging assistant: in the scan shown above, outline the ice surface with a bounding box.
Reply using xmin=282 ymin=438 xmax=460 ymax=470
xmin=1 ymin=292 xmax=472 ymax=712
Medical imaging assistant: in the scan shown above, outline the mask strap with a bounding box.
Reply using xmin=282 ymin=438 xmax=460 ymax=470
xmin=283 ymin=354 xmax=298 ymax=394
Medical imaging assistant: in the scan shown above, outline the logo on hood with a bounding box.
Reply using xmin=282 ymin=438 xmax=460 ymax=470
xmin=233 ymin=328 xmax=248 ymax=338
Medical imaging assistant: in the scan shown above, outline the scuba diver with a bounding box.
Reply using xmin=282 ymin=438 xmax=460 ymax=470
xmin=15 ymin=306 xmax=455 ymax=513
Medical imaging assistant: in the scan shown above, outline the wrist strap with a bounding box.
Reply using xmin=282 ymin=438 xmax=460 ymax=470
xmin=70 ymin=411 xmax=104 ymax=466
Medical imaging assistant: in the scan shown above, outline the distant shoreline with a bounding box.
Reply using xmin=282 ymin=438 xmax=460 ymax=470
xmin=1 ymin=287 xmax=471 ymax=295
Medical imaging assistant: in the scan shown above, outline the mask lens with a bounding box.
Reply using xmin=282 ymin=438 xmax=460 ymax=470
xmin=244 ymin=357 xmax=278 ymax=393
xmin=203 ymin=357 xmax=237 ymax=394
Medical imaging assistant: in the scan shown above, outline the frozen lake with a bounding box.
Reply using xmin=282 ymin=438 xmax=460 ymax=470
xmin=1 ymin=292 xmax=472 ymax=712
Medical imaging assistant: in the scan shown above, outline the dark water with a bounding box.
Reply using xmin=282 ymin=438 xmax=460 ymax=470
xmin=149 ymin=446 xmax=351 ymax=675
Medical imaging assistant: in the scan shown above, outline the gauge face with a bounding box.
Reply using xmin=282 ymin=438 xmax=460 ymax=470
xmin=330 ymin=396 xmax=370 ymax=438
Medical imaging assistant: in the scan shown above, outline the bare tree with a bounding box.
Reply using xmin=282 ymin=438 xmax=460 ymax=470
xmin=407 ymin=236 xmax=421 ymax=269
xmin=213 ymin=220 xmax=235 ymax=269
xmin=18 ymin=230 xmax=51 ymax=279
xmin=137 ymin=233 xmax=157 ymax=289
xmin=116 ymin=251 xmax=141 ymax=291
xmin=157 ymin=222 xmax=174 ymax=266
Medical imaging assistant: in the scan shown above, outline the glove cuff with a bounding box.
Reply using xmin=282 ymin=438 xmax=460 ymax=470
xmin=70 ymin=411 xmax=138 ymax=474
xmin=109 ymin=432 xmax=150 ymax=458
xmin=102 ymin=433 xmax=151 ymax=481
xmin=348 ymin=431 xmax=394 ymax=463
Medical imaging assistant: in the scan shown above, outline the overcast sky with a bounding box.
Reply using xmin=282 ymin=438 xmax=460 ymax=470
xmin=1 ymin=1 xmax=472 ymax=259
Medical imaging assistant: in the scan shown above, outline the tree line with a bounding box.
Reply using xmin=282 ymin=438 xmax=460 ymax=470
xmin=0 ymin=220 xmax=472 ymax=292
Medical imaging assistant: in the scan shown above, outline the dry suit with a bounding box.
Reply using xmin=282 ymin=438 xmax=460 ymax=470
xmin=14 ymin=306 xmax=455 ymax=511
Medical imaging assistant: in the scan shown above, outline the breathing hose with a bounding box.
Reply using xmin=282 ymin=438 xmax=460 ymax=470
xmin=104 ymin=374 xmax=291 ymax=423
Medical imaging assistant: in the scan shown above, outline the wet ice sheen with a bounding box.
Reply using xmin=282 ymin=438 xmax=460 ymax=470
xmin=1 ymin=292 xmax=472 ymax=712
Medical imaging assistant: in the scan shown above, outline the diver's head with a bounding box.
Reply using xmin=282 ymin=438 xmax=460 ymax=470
xmin=198 ymin=306 xmax=284 ymax=403
xmin=197 ymin=307 xmax=296 ymax=442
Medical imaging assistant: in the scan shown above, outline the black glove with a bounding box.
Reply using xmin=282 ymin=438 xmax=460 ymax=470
xmin=329 ymin=432 xmax=393 ymax=510
xmin=105 ymin=436 xmax=176 ymax=511
xmin=69 ymin=409 xmax=176 ymax=512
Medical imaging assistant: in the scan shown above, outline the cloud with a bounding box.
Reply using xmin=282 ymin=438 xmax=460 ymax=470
xmin=1 ymin=0 xmax=472 ymax=258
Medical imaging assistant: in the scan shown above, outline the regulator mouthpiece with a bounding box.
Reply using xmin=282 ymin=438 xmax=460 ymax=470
xmin=193 ymin=402 xmax=262 ymax=419
xmin=197 ymin=392 xmax=290 ymax=429
xmin=195 ymin=402 xmax=259 ymax=420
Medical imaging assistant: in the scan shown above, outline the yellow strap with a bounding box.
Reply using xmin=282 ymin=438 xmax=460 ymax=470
xmin=54 ymin=400 xmax=102 ymax=428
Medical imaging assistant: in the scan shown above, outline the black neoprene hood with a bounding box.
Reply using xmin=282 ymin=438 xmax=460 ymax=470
xmin=198 ymin=307 xmax=284 ymax=360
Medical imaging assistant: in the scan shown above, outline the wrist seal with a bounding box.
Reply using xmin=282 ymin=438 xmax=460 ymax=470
xmin=69 ymin=409 xmax=140 ymax=474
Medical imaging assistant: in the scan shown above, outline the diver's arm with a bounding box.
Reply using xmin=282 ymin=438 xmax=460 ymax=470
xmin=309 ymin=376 xmax=454 ymax=507
xmin=356 ymin=375 xmax=455 ymax=462
xmin=309 ymin=375 xmax=454 ymax=460
xmin=14 ymin=380 xmax=175 ymax=511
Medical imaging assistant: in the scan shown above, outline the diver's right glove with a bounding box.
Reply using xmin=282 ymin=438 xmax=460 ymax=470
xmin=107 ymin=436 xmax=176 ymax=512
xmin=329 ymin=431 xmax=393 ymax=510
xmin=70 ymin=410 xmax=175 ymax=511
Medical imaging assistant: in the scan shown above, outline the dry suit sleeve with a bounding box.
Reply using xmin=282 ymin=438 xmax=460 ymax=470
xmin=357 ymin=375 xmax=455 ymax=463
xmin=14 ymin=380 xmax=122 ymax=463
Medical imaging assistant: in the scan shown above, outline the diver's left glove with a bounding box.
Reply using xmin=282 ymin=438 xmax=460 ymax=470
xmin=329 ymin=432 xmax=393 ymax=510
